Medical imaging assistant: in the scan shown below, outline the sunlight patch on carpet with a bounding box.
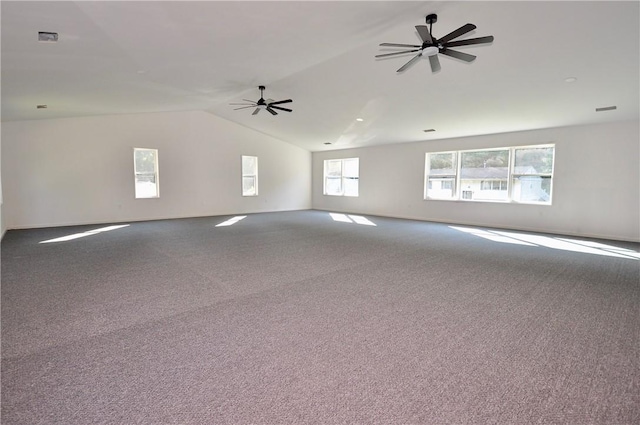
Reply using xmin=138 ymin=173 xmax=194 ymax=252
xmin=40 ymin=224 xmax=130 ymax=244
xmin=450 ymin=226 xmax=638 ymax=260
xmin=329 ymin=213 xmax=376 ymax=226
xmin=216 ymin=216 xmax=247 ymax=227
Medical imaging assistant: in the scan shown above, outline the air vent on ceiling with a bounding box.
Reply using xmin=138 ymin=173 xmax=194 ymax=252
xmin=36 ymin=104 xmax=48 ymax=109
xmin=423 ymin=129 xmax=436 ymax=133
xmin=595 ymin=106 xmax=617 ymax=112
xmin=38 ymin=32 xmax=58 ymax=42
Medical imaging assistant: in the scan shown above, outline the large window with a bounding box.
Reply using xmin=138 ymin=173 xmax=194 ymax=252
xmin=324 ymin=158 xmax=359 ymax=196
xmin=425 ymin=144 xmax=554 ymax=204
xmin=134 ymin=148 xmax=159 ymax=198
xmin=242 ymin=155 xmax=258 ymax=196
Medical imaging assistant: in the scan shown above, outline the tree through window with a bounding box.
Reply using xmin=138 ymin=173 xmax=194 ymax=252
xmin=134 ymin=148 xmax=159 ymax=198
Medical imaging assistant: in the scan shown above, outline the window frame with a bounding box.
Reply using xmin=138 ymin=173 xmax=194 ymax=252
xmin=241 ymin=155 xmax=259 ymax=197
xmin=510 ymin=146 xmax=555 ymax=204
xmin=424 ymin=151 xmax=457 ymax=200
xmin=459 ymin=148 xmax=511 ymax=202
xmin=323 ymin=157 xmax=359 ymax=197
xmin=424 ymin=144 xmax=554 ymax=205
xmin=133 ymin=147 xmax=159 ymax=199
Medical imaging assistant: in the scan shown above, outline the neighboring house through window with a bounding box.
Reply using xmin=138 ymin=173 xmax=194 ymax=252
xmin=425 ymin=144 xmax=554 ymax=204
xmin=425 ymin=152 xmax=457 ymax=200
xmin=460 ymin=149 xmax=510 ymax=201
xmin=511 ymin=146 xmax=554 ymax=203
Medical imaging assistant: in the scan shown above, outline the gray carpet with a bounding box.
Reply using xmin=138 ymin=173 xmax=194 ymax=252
xmin=2 ymin=210 xmax=639 ymax=424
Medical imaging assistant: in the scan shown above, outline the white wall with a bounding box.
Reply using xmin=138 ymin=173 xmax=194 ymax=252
xmin=2 ymin=110 xmax=311 ymax=229
xmin=0 ymin=135 xmax=4 ymax=238
xmin=313 ymin=121 xmax=640 ymax=242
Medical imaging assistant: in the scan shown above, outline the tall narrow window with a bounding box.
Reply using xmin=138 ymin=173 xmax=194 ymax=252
xmin=511 ymin=146 xmax=554 ymax=203
xmin=242 ymin=155 xmax=258 ymax=196
xmin=134 ymin=148 xmax=159 ymax=198
xmin=324 ymin=158 xmax=359 ymax=196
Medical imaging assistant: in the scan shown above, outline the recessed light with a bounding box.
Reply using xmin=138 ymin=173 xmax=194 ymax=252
xmin=564 ymin=77 xmax=577 ymax=83
xmin=36 ymin=104 xmax=48 ymax=109
xmin=595 ymin=106 xmax=617 ymax=112
xmin=423 ymin=129 xmax=436 ymax=133
xmin=38 ymin=32 xmax=58 ymax=42
xmin=356 ymin=118 xmax=364 ymax=122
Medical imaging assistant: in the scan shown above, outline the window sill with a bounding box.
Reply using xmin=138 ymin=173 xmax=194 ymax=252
xmin=424 ymin=198 xmax=551 ymax=206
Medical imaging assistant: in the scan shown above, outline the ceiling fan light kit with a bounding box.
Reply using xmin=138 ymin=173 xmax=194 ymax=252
xmin=376 ymin=13 xmax=494 ymax=73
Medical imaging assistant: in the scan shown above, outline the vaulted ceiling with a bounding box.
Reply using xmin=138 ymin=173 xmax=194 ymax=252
xmin=2 ymin=1 xmax=638 ymax=151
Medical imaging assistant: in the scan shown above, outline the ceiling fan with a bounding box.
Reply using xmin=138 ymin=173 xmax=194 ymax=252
xmin=376 ymin=14 xmax=494 ymax=73
xmin=230 ymin=86 xmax=293 ymax=115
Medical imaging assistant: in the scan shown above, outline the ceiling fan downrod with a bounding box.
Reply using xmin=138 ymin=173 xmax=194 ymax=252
xmin=426 ymin=13 xmax=437 ymax=38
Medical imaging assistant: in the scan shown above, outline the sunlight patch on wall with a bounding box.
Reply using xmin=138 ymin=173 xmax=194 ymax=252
xmin=40 ymin=224 xmax=130 ymax=244
xmin=216 ymin=216 xmax=247 ymax=227
xmin=329 ymin=213 xmax=376 ymax=226
xmin=449 ymin=226 xmax=638 ymax=260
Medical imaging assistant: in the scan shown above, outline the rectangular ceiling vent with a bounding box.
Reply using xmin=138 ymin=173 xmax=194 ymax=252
xmin=595 ymin=106 xmax=617 ymax=112
xmin=38 ymin=32 xmax=58 ymax=42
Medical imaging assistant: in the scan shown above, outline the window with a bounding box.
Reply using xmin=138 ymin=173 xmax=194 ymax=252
xmin=242 ymin=155 xmax=258 ymax=196
xmin=134 ymin=148 xmax=159 ymax=198
xmin=425 ymin=144 xmax=554 ymax=204
xmin=425 ymin=152 xmax=456 ymax=199
xmin=460 ymin=149 xmax=510 ymax=201
xmin=324 ymin=158 xmax=359 ymax=196
xmin=511 ymin=146 xmax=554 ymax=203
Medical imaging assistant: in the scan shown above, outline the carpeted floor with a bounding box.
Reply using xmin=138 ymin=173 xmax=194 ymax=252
xmin=2 ymin=210 xmax=639 ymax=424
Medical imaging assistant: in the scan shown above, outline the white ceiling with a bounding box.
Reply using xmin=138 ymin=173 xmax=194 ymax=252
xmin=2 ymin=1 xmax=638 ymax=152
